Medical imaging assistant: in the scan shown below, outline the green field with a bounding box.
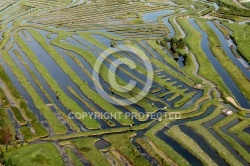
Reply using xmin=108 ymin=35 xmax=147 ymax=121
xmin=4 ymin=143 xmax=63 ymax=166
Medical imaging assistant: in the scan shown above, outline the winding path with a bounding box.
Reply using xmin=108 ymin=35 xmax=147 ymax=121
xmin=0 ymin=79 xmax=17 ymax=107
xmin=232 ymin=0 xmax=249 ymax=9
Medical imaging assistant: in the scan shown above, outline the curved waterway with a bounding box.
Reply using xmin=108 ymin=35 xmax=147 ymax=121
xmin=142 ymin=10 xmax=174 ymax=22
xmin=162 ymin=16 xmax=175 ymax=38
xmin=207 ymin=21 xmax=250 ymax=78
xmin=216 ymin=21 xmax=250 ymax=69
xmin=161 ymin=16 xmax=186 ymax=67
xmin=189 ymin=18 xmax=250 ymax=109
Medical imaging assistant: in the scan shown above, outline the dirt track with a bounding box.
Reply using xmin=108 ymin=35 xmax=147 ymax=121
xmin=232 ymin=0 xmax=248 ymax=10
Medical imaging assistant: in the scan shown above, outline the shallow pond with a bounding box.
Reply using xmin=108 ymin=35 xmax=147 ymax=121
xmin=142 ymin=10 xmax=174 ymax=22
xmin=94 ymin=138 xmax=111 ymax=149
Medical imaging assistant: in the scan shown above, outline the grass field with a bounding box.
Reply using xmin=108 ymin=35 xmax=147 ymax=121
xmin=4 ymin=143 xmax=64 ymax=166
xmin=222 ymin=21 xmax=250 ymax=62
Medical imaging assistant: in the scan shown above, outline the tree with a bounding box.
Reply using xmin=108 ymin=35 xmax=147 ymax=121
xmin=0 ymin=127 xmax=13 ymax=152
xmin=172 ymin=42 xmax=177 ymax=51
xmin=177 ymin=38 xmax=185 ymax=49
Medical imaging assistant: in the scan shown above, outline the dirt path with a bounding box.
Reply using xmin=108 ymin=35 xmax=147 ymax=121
xmin=110 ymin=149 xmax=132 ymax=166
xmin=232 ymin=0 xmax=248 ymax=9
xmin=226 ymin=97 xmax=250 ymax=112
xmin=54 ymin=143 xmax=73 ymax=166
xmin=6 ymin=108 xmax=24 ymax=142
xmin=147 ymin=139 xmax=177 ymax=166
xmin=0 ymin=79 xmax=17 ymax=107
xmin=65 ymin=144 xmax=91 ymax=166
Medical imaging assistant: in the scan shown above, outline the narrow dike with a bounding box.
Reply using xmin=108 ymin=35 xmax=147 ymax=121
xmin=14 ymin=34 xmax=86 ymax=132
xmin=180 ymin=125 xmax=229 ymax=166
xmin=220 ymin=119 xmax=250 ymax=156
xmin=63 ymin=35 xmax=165 ymax=109
xmin=156 ymin=106 xmax=217 ymax=165
xmin=203 ymin=114 xmax=249 ymax=165
xmin=131 ymin=137 xmax=160 ymax=166
xmin=1 ymin=44 xmax=56 ymax=136
xmin=92 ymin=35 xmax=204 ymax=110
xmin=19 ymin=30 xmax=108 ymax=129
